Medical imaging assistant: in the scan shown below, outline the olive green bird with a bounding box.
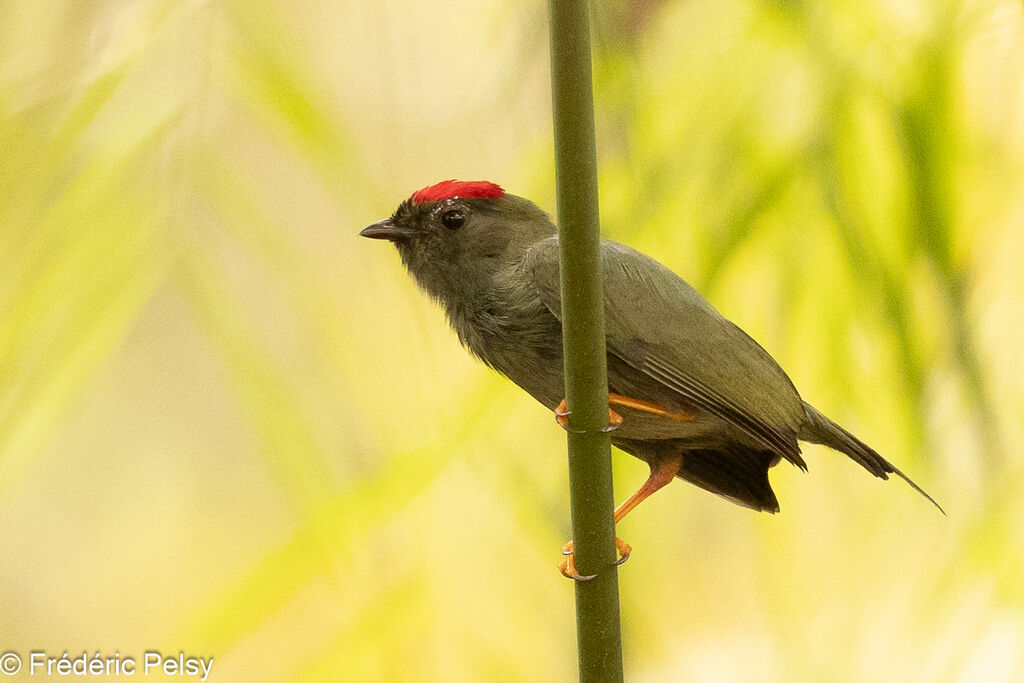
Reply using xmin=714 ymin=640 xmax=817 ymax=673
xmin=361 ymin=180 xmax=941 ymax=578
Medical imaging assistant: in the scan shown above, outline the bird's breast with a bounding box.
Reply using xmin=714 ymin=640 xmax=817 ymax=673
xmin=449 ymin=297 xmax=566 ymax=409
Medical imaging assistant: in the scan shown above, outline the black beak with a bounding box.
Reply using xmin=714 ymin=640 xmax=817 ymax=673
xmin=360 ymin=219 xmax=416 ymax=241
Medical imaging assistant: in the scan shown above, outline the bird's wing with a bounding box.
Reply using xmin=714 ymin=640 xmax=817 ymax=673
xmin=524 ymin=236 xmax=806 ymax=465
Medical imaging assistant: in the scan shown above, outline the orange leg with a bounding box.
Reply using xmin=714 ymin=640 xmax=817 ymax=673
xmin=613 ymin=456 xmax=682 ymax=523
xmin=555 ymin=394 xmax=694 ymax=432
xmin=608 ymin=393 xmax=695 ymax=422
xmin=559 ymin=455 xmax=683 ymax=580
xmin=555 ymin=393 xmax=689 ymax=579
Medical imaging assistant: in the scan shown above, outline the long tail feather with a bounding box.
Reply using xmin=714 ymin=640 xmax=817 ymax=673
xmin=799 ymin=402 xmax=944 ymax=513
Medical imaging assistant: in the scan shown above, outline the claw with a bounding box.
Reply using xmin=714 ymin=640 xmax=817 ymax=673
xmin=559 ymin=561 xmax=598 ymax=582
xmin=555 ymin=399 xmax=586 ymax=434
xmin=559 ymin=542 xmax=598 ymax=581
xmin=555 ymin=399 xmax=623 ymax=434
xmin=558 ymin=537 xmax=630 ymax=580
xmin=614 ymin=537 xmax=631 ymax=565
xmin=600 ymin=409 xmax=623 ymax=433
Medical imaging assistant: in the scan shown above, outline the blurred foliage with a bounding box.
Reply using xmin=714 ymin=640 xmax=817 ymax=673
xmin=1 ymin=0 xmax=1022 ymax=681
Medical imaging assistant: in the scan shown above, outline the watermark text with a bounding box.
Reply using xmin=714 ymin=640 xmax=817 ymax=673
xmin=0 ymin=650 xmax=213 ymax=680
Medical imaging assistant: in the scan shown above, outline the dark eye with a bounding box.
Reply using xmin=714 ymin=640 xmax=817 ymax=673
xmin=441 ymin=209 xmax=465 ymax=230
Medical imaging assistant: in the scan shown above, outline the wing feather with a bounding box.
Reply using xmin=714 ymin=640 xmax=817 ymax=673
xmin=525 ymin=236 xmax=806 ymax=465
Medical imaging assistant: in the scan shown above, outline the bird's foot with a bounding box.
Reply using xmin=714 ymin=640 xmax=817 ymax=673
xmin=555 ymin=398 xmax=623 ymax=434
xmin=558 ymin=538 xmax=631 ymax=581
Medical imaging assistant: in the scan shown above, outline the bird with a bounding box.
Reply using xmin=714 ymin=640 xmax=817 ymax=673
xmin=360 ymin=179 xmax=940 ymax=579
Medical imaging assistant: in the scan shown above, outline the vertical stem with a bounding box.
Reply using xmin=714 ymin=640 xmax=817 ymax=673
xmin=547 ymin=1 xmax=624 ymax=681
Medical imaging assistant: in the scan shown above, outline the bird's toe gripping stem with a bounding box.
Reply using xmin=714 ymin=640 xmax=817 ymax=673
xmin=558 ymin=538 xmax=632 ymax=581
xmin=555 ymin=398 xmax=623 ymax=434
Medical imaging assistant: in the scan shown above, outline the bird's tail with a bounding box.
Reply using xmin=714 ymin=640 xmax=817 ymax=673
xmin=799 ymin=402 xmax=943 ymax=513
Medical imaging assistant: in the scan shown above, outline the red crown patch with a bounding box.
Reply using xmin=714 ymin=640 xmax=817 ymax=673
xmin=411 ymin=180 xmax=504 ymax=204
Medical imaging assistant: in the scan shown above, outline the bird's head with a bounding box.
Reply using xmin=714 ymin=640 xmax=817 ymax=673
xmin=360 ymin=180 xmax=555 ymax=305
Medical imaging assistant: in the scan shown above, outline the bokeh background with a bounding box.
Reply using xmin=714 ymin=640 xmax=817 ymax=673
xmin=2 ymin=0 xmax=1023 ymax=680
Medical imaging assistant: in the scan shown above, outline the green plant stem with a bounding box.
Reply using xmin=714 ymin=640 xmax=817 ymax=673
xmin=547 ymin=1 xmax=624 ymax=681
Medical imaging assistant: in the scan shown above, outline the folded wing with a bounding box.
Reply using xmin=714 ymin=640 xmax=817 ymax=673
xmin=524 ymin=236 xmax=807 ymax=467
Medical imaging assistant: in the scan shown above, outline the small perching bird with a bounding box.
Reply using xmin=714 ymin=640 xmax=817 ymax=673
xmin=361 ymin=180 xmax=941 ymax=579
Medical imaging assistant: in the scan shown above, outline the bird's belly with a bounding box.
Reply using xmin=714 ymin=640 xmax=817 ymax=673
xmin=493 ymin=349 xmax=735 ymax=447
xmin=473 ymin=318 xmax=747 ymax=448
xmin=610 ymin=405 xmax=726 ymax=445
xmin=481 ymin=340 xmax=566 ymax=410
xmin=458 ymin=301 xmax=567 ymax=409
xmin=501 ymin=359 xmax=566 ymax=410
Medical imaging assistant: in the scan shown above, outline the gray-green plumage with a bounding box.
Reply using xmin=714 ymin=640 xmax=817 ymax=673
xmin=362 ymin=186 xmax=939 ymax=513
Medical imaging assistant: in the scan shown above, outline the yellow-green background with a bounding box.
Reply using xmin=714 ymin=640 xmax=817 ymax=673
xmin=2 ymin=1 xmax=1022 ymax=681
